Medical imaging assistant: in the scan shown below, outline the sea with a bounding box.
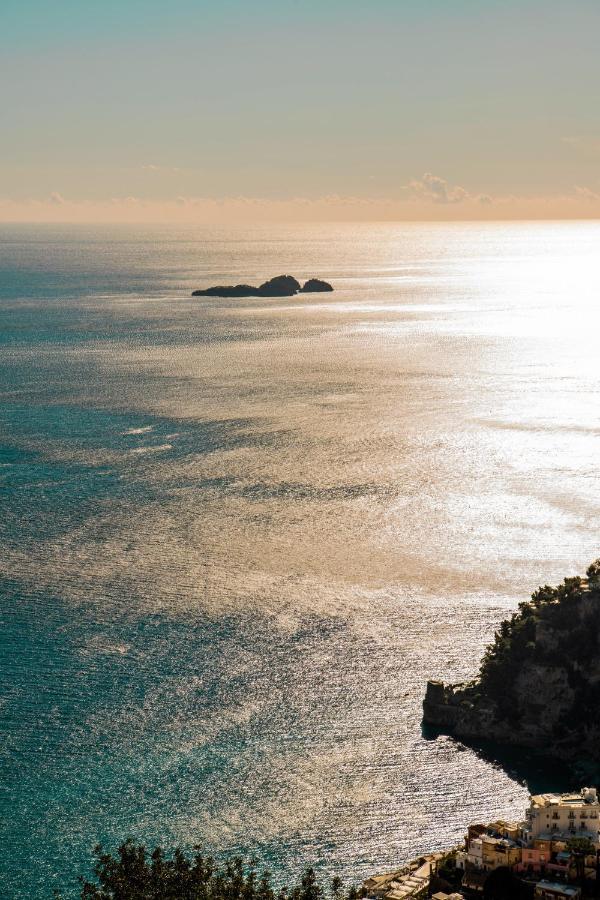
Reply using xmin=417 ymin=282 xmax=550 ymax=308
xmin=1 ymin=220 xmax=600 ymax=898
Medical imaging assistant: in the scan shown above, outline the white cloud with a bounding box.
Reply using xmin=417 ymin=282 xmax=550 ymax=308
xmin=574 ymin=185 xmax=600 ymax=202
xmin=4 ymin=185 xmax=600 ymax=223
xmin=406 ymin=172 xmax=470 ymax=204
xmin=141 ymin=163 xmax=181 ymax=173
xmin=404 ymin=173 xmax=496 ymax=206
xmin=110 ymin=196 xmax=140 ymax=205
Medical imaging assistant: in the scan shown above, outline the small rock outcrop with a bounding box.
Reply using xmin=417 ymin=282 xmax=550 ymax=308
xmin=192 ymin=275 xmax=333 ymax=298
xmin=423 ymin=559 xmax=600 ymax=768
xmin=300 ymin=279 xmax=334 ymax=293
xmin=192 ymin=284 xmax=260 ymax=298
xmin=257 ymin=275 xmax=301 ymax=296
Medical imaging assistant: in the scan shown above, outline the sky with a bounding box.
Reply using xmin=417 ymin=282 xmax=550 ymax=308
xmin=1 ymin=0 xmax=599 ymax=222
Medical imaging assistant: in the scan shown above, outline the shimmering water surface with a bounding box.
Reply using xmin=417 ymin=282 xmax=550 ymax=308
xmin=2 ymin=221 xmax=600 ymax=898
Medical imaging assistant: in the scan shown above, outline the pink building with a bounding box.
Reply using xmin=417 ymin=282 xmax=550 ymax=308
xmin=517 ymin=847 xmax=548 ymax=873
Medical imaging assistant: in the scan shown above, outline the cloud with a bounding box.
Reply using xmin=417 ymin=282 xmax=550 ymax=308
xmin=3 ymin=184 xmax=600 ymax=223
xmin=405 ymin=172 xmax=470 ymax=204
xmin=111 ymin=196 xmax=140 ymax=205
xmin=404 ymin=173 xmax=496 ymax=206
xmin=574 ymin=185 xmax=600 ymax=203
xmin=141 ymin=163 xmax=181 ymax=173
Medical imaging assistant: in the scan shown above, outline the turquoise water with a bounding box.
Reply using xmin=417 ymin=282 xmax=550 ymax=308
xmin=2 ymin=222 xmax=600 ymax=898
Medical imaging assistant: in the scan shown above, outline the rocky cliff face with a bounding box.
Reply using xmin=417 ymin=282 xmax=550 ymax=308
xmin=423 ymin=561 xmax=600 ymax=765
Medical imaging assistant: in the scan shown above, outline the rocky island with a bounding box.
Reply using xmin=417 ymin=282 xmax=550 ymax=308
xmin=192 ymin=274 xmax=333 ymax=297
xmin=423 ymin=559 xmax=600 ymax=771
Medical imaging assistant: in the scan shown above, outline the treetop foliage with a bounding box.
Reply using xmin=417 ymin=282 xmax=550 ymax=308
xmin=57 ymin=841 xmax=360 ymax=900
xmin=477 ymin=558 xmax=600 ymax=716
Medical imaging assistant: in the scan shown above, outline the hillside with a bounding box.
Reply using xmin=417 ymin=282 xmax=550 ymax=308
xmin=423 ymin=560 xmax=600 ymax=766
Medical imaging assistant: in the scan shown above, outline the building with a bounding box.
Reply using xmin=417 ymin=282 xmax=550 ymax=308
xmin=533 ymin=881 xmax=581 ymax=899
xmin=524 ymin=788 xmax=600 ymax=847
xmin=480 ymin=834 xmax=522 ymax=870
xmin=363 ymin=873 xmax=406 ymax=897
xmin=461 ymin=869 xmax=486 ymax=893
xmin=487 ymin=819 xmax=522 ymax=842
xmin=464 ymin=829 xmax=521 ymax=872
xmin=466 ymin=836 xmax=483 ymax=869
xmin=363 ymin=855 xmax=443 ymax=900
xmin=518 ymin=846 xmax=549 ymax=873
xmin=365 ymin=788 xmax=599 ymax=900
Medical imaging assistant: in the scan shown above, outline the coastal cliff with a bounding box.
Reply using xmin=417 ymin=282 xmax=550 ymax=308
xmin=423 ymin=560 xmax=600 ymax=766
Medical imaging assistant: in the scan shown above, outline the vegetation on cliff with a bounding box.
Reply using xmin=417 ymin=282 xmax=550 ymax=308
xmin=58 ymin=841 xmax=359 ymax=900
xmin=424 ymin=558 xmax=600 ymax=759
xmin=478 ymin=561 xmax=600 ymax=721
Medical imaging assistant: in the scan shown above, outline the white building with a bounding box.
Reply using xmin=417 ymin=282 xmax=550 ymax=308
xmin=523 ymin=787 xmax=600 ymax=846
xmin=466 ymin=836 xmax=483 ymax=868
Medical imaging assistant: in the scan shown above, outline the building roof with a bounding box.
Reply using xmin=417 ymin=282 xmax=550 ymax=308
xmin=530 ymin=790 xmax=599 ymax=810
xmin=364 ymin=874 xmax=397 ymax=886
xmin=384 ymin=878 xmax=427 ymax=900
xmin=489 ymin=819 xmax=522 ymax=831
xmin=480 ymin=834 xmax=519 ymax=848
xmin=534 ymin=881 xmax=580 ymax=897
xmin=462 ymin=870 xmax=487 ymax=889
xmin=535 ymin=829 xmax=598 ymax=842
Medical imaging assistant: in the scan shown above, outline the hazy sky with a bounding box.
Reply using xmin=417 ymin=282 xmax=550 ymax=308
xmin=2 ymin=0 xmax=599 ymax=221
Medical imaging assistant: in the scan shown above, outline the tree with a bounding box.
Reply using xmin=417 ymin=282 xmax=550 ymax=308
xmin=74 ymin=842 xmax=357 ymax=900
xmin=256 ymin=870 xmax=275 ymax=900
xmin=566 ymin=837 xmax=596 ymax=883
xmin=330 ymin=877 xmax=343 ymax=900
xmin=299 ymin=868 xmax=323 ymax=900
xmin=483 ymin=866 xmax=521 ymax=900
xmin=587 ymin=558 xmax=600 ymax=590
